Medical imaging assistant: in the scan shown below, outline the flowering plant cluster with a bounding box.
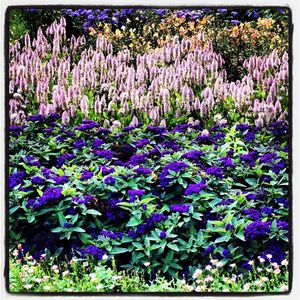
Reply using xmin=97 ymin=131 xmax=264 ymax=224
xmin=9 ymin=115 xmax=288 ymax=279
xmin=9 ymin=251 xmax=288 ymax=292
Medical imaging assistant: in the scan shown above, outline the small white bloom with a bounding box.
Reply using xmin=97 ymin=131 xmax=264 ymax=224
xmin=192 ymin=269 xmax=202 ymax=279
xmin=102 ymin=254 xmax=108 ymax=261
xmin=23 ymin=265 xmax=29 ymax=271
xmin=96 ymin=284 xmax=104 ymax=291
xmin=144 ymin=262 xmax=150 ymax=267
xmin=243 ymin=283 xmax=251 ymax=291
xmin=185 ymin=285 xmax=194 ymax=292
xmin=271 ymin=262 xmax=279 ymax=268
xmin=195 ymin=286 xmax=202 ymax=292
xmin=62 ymin=270 xmax=69 ymax=277
xmin=262 ymin=277 xmax=269 ymax=282
xmin=210 ymin=259 xmax=218 ymax=266
xmin=281 ymin=259 xmax=288 ymax=266
xmin=204 ymin=275 xmax=214 ymax=283
xmin=24 ymin=284 xmax=33 ymax=289
xmin=266 ymin=254 xmax=272 ymax=260
xmin=255 ymin=280 xmax=263 ymax=287
xmin=112 ymin=275 xmax=122 ymax=280
xmin=40 ymin=254 xmax=46 ymax=259
xmin=205 ymin=265 xmax=212 ymax=271
xmin=51 ymin=265 xmax=58 ymax=270
xmin=259 ymin=257 xmax=265 ymax=263
xmin=257 ymin=267 xmax=262 ymax=272
xmin=33 ymin=278 xmax=41 ymax=283
xmin=216 ymin=262 xmax=223 ymax=268
xmin=12 ymin=249 xmax=19 ymax=257
xmin=248 ymin=260 xmax=254 ymax=266
xmin=28 ymin=267 xmax=34 ymax=274
xmin=54 ymin=269 xmax=59 ymax=274
xmin=27 ymin=256 xmax=33 ymax=261
xmin=274 ymin=268 xmax=281 ymax=275
xmin=229 ymin=263 xmax=236 ymax=268
xmin=280 ymin=284 xmax=288 ymax=292
xmin=83 ymin=261 xmax=89 ymax=267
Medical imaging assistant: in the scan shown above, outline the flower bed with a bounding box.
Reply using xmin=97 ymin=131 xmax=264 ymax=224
xmin=9 ymin=116 xmax=289 ymax=280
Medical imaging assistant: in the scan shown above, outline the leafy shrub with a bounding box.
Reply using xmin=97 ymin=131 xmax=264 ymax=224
xmin=9 ymin=116 xmax=289 ymax=279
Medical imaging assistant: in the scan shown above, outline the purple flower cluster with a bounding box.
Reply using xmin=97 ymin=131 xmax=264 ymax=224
xmin=184 ymin=182 xmax=206 ymax=196
xmin=26 ymin=187 xmax=62 ymax=210
xmin=244 ymin=221 xmax=271 ymax=240
xmin=206 ymin=167 xmax=223 ymax=179
xmin=170 ymin=204 xmax=190 ymax=213
xmin=128 ymin=189 xmax=146 ymax=202
xmin=160 ymin=161 xmax=188 ymax=188
xmin=9 ymin=171 xmax=26 ymax=189
xmin=94 ymin=150 xmax=113 ymax=159
xmin=81 ymin=245 xmax=106 ymax=260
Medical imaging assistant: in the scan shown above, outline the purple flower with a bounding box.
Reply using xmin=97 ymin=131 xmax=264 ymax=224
xmin=92 ymin=138 xmax=104 ymax=149
xmin=53 ymin=175 xmax=69 ymax=184
xmin=277 ymin=221 xmax=288 ymax=231
xmin=243 ymin=208 xmax=261 ymax=221
xmin=246 ymin=194 xmax=257 ymax=201
xmin=94 ymin=150 xmax=113 ymax=159
xmin=220 ymin=157 xmax=234 ymax=168
xmin=259 ymin=153 xmax=279 ymax=164
xmin=27 ymin=114 xmax=45 ymax=122
xmin=204 ymin=245 xmax=214 ymax=256
xmin=170 ymin=204 xmax=190 ymax=213
xmin=99 ymin=166 xmax=115 ymax=175
xmin=245 ymin=221 xmax=271 ymax=240
xmin=134 ymin=166 xmax=152 ymax=175
xmin=146 ymin=126 xmax=166 ymax=134
xmin=159 ymin=231 xmax=167 ymax=239
xmin=231 ymin=20 xmax=240 ymax=25
xmin=222 ymin=249 xmax=231 ymax=258
xmin=184 ymin=182 xmax=206 ymax=196
xmin=240 ymin=151 xmax=258 ymax=167
xmin=25 ymin=156 xmax=41 ymax=167
xmin=245 ymin=132 xmax=255 ymax=142
xmin=9 ymin=171 xmax=26 ymax=189
xmin=64 ymin=222 xmax=72 ymax=228
xmin=135 ymin=139 xmax=150 ymax=148
xmin=74 ymin=139 xmax=86 ymax=150
xmin=261 ymin=206 xmax=274 ymax=216
xmin=218 ymin=198 xmax=234 ymax=206
xmin=128 ymin=189 xmax=146 ymax=202
xmin=80 ymin=170 xmax=93 ymax=181
xmin=31 ymin=176 xmax=45 ymax=185
xmin=160 ymin=161 xmax=188 ymax=188
xmin=181 ymin=150 xmax=204 ymax=161
xmin=276 ymin=197 xmax=288 ymax=208
xmin=225 ymin=223 xmax=235 ymax=231
xmin=206 ymin=167 xmax=223 ymax=179
xmin=127 ymin=154 xmax=147 ymax=166
xmin=104 ymin=176 xmax=116 ymax=185
xmin=81 ymin=245 xmax=106 ymax=260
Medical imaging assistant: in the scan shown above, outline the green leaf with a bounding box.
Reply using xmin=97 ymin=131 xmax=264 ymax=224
xmin=235 ymin=231 xmax=246 ymax=241
xmin=27 ymin=215 xmax=35 ymax=223
xmin=58 ymin=212 xmax=65 ymax=227
xmin=86 ymin=209 xmax=101 ymax=216
xmin=9 ymin=206 xmax=19 ymax=214
xmin=51 ymin=227 xmax=64 ymax=233
xmin=126 ymin=216 xmax=142 ymax=227
xmin=110 ymin=247 xmax=129 ymax=255
xmin=72 ymin=227 xmax=86 ymax=232
xmin=36 ymin=188 xmax=43 ymax=196
xmin=167 ymin=243 xmax=179 ymax=252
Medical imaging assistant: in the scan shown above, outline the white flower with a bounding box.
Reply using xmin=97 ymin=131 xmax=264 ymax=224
xmin=216 ymin=262 xmax=223 ymax=268
xmin=54 ymin=269 xmax=59 ymax=274
xmin=34 ymin=278 xmax=41 ymax=283
xmin=96 ymin=284 xmax=104 ymax=291
xmin=262 ymin=277 xmax=269 ymax=282
xmin=51 ymin=265 xmax=58 ymax=270
xmin=281 ymin=259 xmax=288 ymax=266
xmin=40 ymin=254 xmax=46 ymax=259
xmin=274 ymin=268 xmax=281 ymax=275
xmin=204 ymin=275 xmax=214 ymax=283
xmin=83 ymin=261 xmax=89 ymax=267
xmin=205 ymin=265 xmax=212 ymax=271
xmin=210 ymin=259 xmax=218 ymax=266
xmin=192 ymin=269 xmax=202 ymax=279
xmin=185 ymin=285 xmax=194 ymax=292
xmin=27 ymin=256 xmax=33 ymax=261
xmin=112 ymin=275 xmax=122 ymax=280
xmin=144 ymin=262 xmax=150 ymax=267
xmin=280 ymin=284 xmax=288 ymax=292
xmin=24 ymin=284 xmax=33 ymax=289
xmin=258 ymin=257 xmax=265 ymax=263
xmin=23 ymin=265 xmax=29 ymax=271
xmin=248 ymin=260 xmax=254 ymax=266
xmin=195 ymin=286 xmax=202 ymax=292
xmin=257 ymin=267 xmax=262 ymax=272
xmin=102 ymin=254 xmax=108 ymax=261
xmin=255 ymin=280 xmax=263 ymax=287
xmin=229 ymin=263 xmax=236 ymax=268
xmin=243 ymin=283 xmax=251 ymax=291
xmin=28 ymin=267 xmax=34 ymax=274
xmin=62 ymin=270 xmax=69 ymax=277
xmin=271 ymin=262 xmax=279 ymax=268
xmin=266 ymin=254 xmax=272 ymax=260
xmin=12 ymin=249 xmax=19 ymax=257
